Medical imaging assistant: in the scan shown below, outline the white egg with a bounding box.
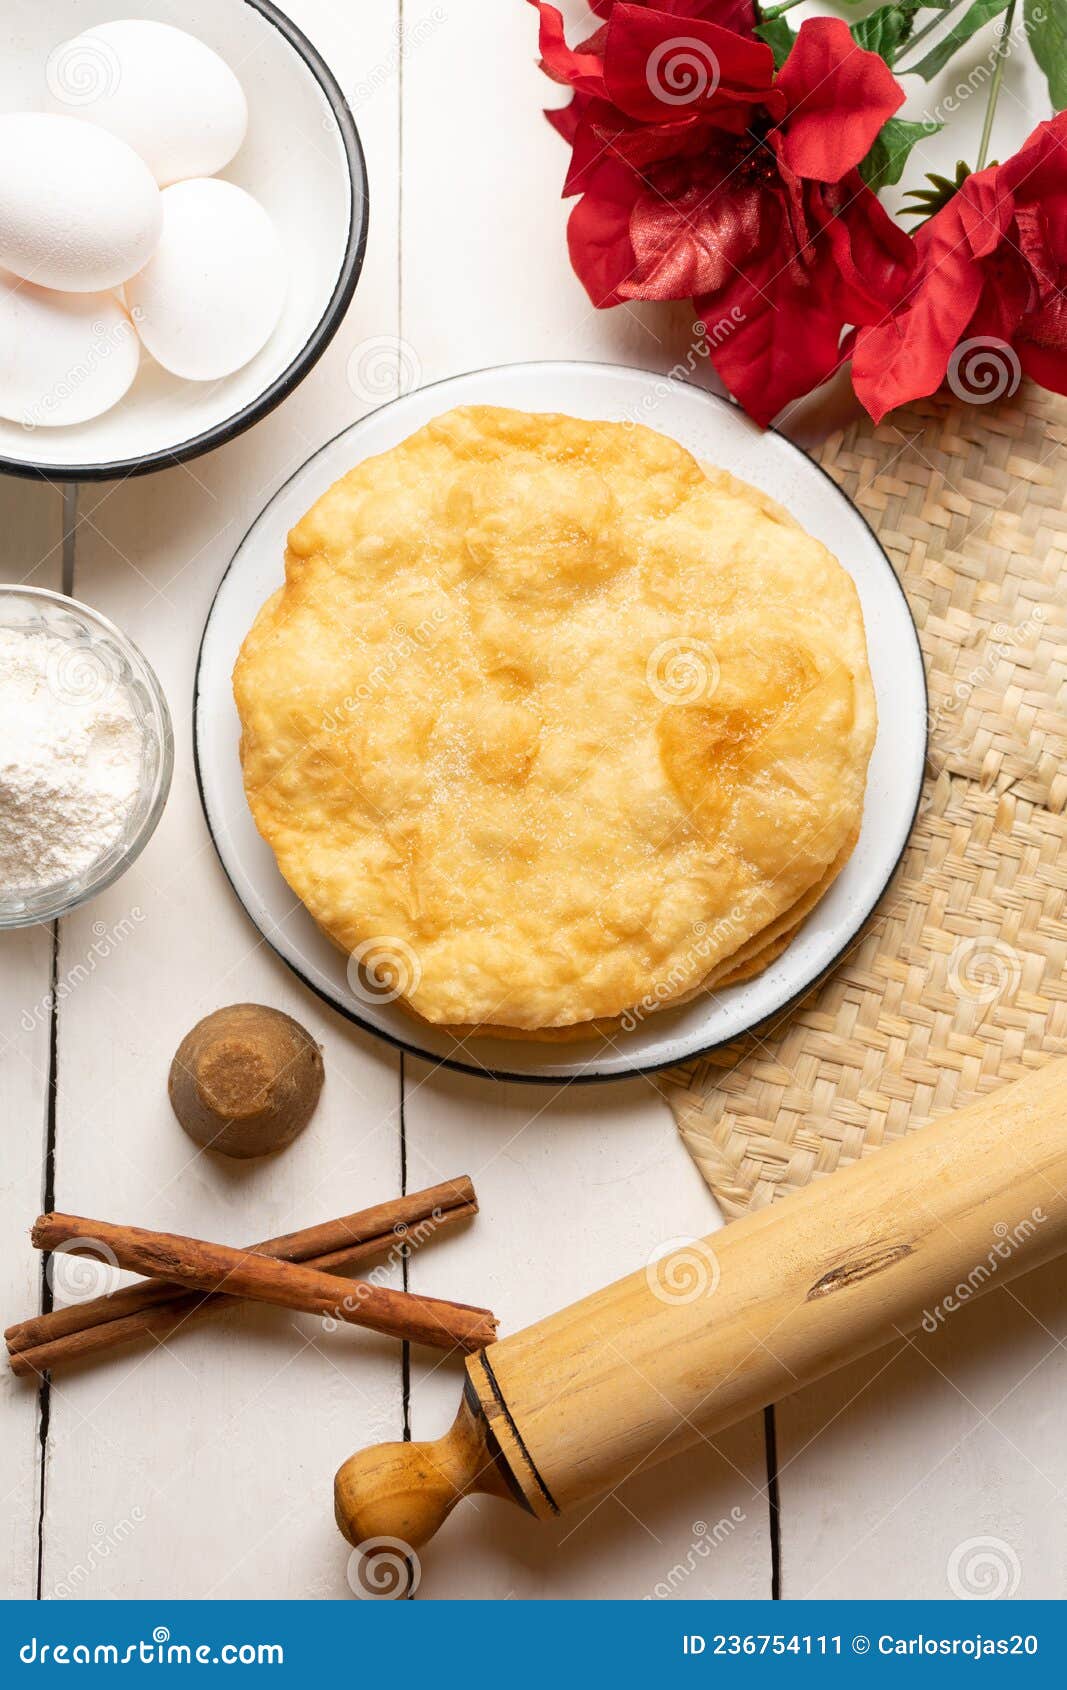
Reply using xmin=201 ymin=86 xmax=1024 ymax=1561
xmin=0 ymin=270 xmax=139 ymax=428
xmin=126 ymin=180 xmax=287 ymax=382
xmin=0 ymin=113 xmax=161 ymax=293
xmin=45 ymin=20 xmax=248 ymax=188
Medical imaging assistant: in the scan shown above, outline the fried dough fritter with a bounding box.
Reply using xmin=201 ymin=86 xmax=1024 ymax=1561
xmin=234 ymin=407 xmax=875 ymax=1033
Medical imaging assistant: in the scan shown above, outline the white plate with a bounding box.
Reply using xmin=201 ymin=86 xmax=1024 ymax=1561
xmin=195 ymin=361 xmax=927 ymax=1083
xmin=0 ymin=0 xmax=366 ymax=479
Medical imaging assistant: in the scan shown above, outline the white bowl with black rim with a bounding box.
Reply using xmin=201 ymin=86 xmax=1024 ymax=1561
xmin=195 ymin=361 xmax=928 ymax=1085
xmin=0 ymin=0 xmax=367 ymax=481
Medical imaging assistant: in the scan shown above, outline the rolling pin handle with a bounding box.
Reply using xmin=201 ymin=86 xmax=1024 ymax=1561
xmin=335 ymin=1392 xmax=512 ymax=1554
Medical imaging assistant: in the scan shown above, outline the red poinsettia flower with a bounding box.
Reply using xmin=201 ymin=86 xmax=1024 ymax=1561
xmin=534 ymin=3 xmax=914 ymax=426
xmin=853 ymin=113 xmax=1067 ymax=423
xmin=582 ymin=0 xmax=758 ymax=30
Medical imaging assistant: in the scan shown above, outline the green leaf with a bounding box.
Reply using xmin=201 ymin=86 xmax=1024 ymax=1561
xmin=851 ymin=3 xmax=921 ymax=63
xmin=903 ymin=0 xmax=1010 ymax=80
xmin=756 ymin=16 xmax=795 ymax=69
xmin=1026 ymin=0 xmax=1067 ymax=108
xmin=859 ymin=115 xmax=945 ymax=188
xmin=901 ymin=157 xmax=974 ymax=218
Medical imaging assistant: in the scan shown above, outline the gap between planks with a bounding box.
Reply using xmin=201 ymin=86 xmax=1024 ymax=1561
xmin=35 ymin=481 xmax=76 ymax=1598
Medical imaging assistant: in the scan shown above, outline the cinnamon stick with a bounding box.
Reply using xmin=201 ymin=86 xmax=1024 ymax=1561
xmin=7 ymin=1178 xmax=475 ymax=1358
xmin=10 ymin=1222 xmax=471 ymax=1378
xmin=7 ymin=1179 xmax=477 ymax=1377
xmin=29 ymin=1206 xmax=495 ymax=1357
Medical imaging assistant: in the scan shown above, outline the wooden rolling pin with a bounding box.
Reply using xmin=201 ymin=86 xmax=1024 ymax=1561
xmin=336 ymin=1059 xmax=1067 ymax=1553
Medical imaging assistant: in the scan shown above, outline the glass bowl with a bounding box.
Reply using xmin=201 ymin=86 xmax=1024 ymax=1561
xmin=0 ymin=586 xmax=173 ymax=927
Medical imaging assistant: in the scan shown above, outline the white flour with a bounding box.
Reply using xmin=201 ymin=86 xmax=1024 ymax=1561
xmin=0 ymin=628 xmax=143 ymax=892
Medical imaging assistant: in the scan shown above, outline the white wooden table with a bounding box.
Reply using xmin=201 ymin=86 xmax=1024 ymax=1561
xmin=2 ymin=0 xmax=1063 ymax=1603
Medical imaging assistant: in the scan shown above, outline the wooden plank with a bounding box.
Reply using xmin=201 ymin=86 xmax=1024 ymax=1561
xmin=0 ymin=478 xmax=65 ymax=1598
xmin=37 ymin=0 xmax=405 ymax=1600
xmin=396 ymin=0 xmax=770 ymax=1600
xmin=776 ymin=1257 xmax=1067 ymax=1600
xmin=404 ymin=1063 xmax=772 ymax=1598
xmin=773 ymin=15 xmax=1057 ymax=1586
xmin=398 ymin=0 xmax=713 ymax=389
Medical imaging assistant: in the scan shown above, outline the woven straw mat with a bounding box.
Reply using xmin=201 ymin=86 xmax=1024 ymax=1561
xmin=667 ymin=383 xmax=1067 ymax=1218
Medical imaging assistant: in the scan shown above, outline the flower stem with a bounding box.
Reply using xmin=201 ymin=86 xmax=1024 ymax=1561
xmin=976 ymin=0 xmax=1018 ymax=171
xmin=760 ymin=0 xmax=808 ymax=18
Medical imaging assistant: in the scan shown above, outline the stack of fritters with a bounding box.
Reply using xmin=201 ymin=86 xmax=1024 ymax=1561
xmin=234 ymin=407 xmax=876 ymax=1039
